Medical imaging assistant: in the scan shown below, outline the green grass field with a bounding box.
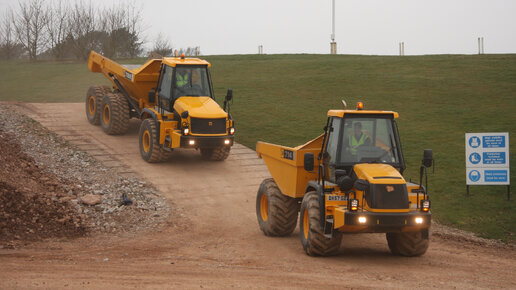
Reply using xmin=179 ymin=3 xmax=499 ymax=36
xmin=1 ymin=54 xmax=515 ymax=243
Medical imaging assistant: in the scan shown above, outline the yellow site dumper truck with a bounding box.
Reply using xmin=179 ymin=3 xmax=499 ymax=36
xmin=86 ymin=51 xmax=235 ymax=162
xmin=256 ymin=102 xmax=433 ymax=256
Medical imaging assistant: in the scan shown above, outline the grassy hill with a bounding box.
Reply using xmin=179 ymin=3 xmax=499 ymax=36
xmin=1 ymin=54 xmax=515 ymax=242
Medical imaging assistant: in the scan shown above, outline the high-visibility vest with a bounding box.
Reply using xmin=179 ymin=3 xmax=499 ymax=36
xmin=176 ymin=73 xmax=188 ymax=87
xmin=350 ymin=133 xmax=366 ymax=154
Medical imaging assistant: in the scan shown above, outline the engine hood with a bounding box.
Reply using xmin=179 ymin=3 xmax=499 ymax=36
xmin=353 ymin=163 xmax=406 ymax=185
xmin=173 ymin=97 xmax=227 ymax=119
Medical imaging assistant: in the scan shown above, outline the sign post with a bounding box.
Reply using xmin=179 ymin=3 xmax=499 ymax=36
xmin=465 ymin=132 xmax=510 ymax=200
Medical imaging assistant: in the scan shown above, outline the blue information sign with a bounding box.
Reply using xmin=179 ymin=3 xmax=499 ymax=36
xmin=482 ymin=152 xmax=506 ymax=165
xmin=482 ymin=135 xmax=505 ymax=148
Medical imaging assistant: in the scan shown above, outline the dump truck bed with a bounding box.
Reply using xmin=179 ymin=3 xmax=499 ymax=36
xmin=88 ymin=51 xmax=162 ymax=106
xmin=256 ymin=135 xmax=324 ymax=198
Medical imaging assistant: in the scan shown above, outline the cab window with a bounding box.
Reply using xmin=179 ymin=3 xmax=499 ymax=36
xmin=173 ymin=66 xmax=212 ymax=99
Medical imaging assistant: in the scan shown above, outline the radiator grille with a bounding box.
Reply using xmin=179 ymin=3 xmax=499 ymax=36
xmin=190 ymin=118 xmax=226 ymax=134
xmin=366 ymin=184 xmax=409 ymax=209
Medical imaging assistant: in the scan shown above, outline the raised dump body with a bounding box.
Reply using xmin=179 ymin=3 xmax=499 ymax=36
xmin=255 ymin=103 xmax=433 ymax=257
xmin=86 ymin=51 xmax=235 ymax=162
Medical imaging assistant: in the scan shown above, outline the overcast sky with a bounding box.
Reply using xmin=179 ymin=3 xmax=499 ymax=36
xmin=1 ymin=0 xmax=515 ymax=55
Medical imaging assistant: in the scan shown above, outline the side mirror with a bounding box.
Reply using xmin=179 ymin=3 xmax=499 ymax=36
xmin=148 ymin=90 xmax=156 ymax=103
xmin=337 ymin=176 xmax=354 ymax=192
xmin=354 ymin=179 xmax=370 ymax=192
xmin=304 ymin=153 xmax=314 ymax=171
xmin=422 ymin=149 xmax=433 ymax=168
xmin=225 ymin=88 xmax=233 ymax=102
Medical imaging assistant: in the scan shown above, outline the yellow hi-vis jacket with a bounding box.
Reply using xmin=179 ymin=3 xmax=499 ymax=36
xmin=176 ymin=73 xmax=188 ymax=87
xmin=350 ymin=133 xmax=366 ymax=155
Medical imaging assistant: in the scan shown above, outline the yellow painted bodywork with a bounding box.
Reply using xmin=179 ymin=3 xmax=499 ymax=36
xmin=256 ymin=135 xmax=323 ymax=198
xmin=162 ymin=57 xmax=211 ymax=68
xmin=88 ymin=51 xmax=232 ymax=149
xmin=257 ymin=108 xmax=431 ymax=233
xmin=88 ymin=51 xmax=212 ymax=111
xmin=327 ymin=109 xmax=399 ymax=118
xmin=353 ymin=164 xmax=405 ymax=184
xmin=173 ymin=97 xmax=227 ymax=119
xmin=88 ymin=51 xmax=161 ymax=108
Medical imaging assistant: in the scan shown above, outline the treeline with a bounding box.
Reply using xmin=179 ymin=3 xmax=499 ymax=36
xmin=0 ymin=0 xmax=200 ymax=61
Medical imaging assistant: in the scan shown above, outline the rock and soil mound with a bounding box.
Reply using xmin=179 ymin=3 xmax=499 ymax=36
xmin=0 ymin=104 xmax=169 ymax=248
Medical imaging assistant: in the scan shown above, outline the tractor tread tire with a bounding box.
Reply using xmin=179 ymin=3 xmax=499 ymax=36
xmin=100 ymin=93 xmax=129 ymax=135
xmin=386 ymin=229 xmax=429 ymax=257
xmin=139 ymin=118 xmax=171 ymax=163
xmin=201 ymin=147 xmax=230 ymax=161
xmin=86 ymin=85 xmax=110 ymax=125
xmin=256 ymin=178 xmax=299 ymax=236
xmin=300 ymin=191 xmax=342 ymax=256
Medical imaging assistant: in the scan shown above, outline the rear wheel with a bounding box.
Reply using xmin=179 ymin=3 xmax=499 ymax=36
xmin=200 ymin=146 xmax=230 ymax=161
xmin=85 ymin=85 xmax=111 ymax=125
xmin=256 ymin=178 xmax=299 ymax=236
xmin=386 ymin=229 xmax=429 ymax=257
xmin=100 ymin=93 xmax=129 ymax=135
xmin=299 ymin=191 xmax=342 ymax=256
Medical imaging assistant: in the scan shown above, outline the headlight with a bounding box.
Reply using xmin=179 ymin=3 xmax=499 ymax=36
xmin=229 ymin=127 xmax=235 ymax=135
xmin=188 ymin=140 xmax=195 ymax=145
xmin=415 ymin=217 xmax=424 ymax=224
xmin=183 ymin=128 xmax=189 ymax=135
xmin=358 ymin=216 xmax=367 ymax=224
xmin=224 ymin=139 xmax=231 ymax=145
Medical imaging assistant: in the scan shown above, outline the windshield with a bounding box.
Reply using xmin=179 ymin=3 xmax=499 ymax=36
xmin=174 ymin=66 xmax=212 ymax=98
xmin=326 ymin=115 xmax=401 ymax=166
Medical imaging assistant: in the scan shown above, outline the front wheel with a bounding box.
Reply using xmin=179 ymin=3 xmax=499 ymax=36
xmin=299 ymin=191 xmax=342 ymax=256
xmin=139 ymin=118 xmax=165 ymax=163
xmin=200 ymin=146 xmax=230 ymax=161
xmin=386 ymin=229 xmax=429 ymax=257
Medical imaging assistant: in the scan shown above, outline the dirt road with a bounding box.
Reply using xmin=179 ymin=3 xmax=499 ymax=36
xmin=1 ymin=103 xmax=515 ymax=289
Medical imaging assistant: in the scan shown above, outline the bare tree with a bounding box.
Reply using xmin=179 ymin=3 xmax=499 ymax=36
xmin=0 ymin=9 xmax=23 ymax=59
xmin=45 ymin=0 xmax=69 ymax=59
xmin=99 ymin=1 xmax=143 ymax=58
xmin=13 ymin=0 xmax=47 ymax=60
xmin=151 ymin=32 xmax=173 ymax=57
xmin=124 ymin=1 xmax=144 ymax=58
xmin=67 ymin=1 xmax=100 ymax=60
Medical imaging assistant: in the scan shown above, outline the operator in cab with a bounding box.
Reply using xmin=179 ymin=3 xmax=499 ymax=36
xmin=348 ymin=122 xmax=371 ymax=155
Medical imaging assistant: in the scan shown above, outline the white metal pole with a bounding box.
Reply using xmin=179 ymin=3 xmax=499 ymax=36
xmin=330 ymin=0 xmax=336 ymax=54
xmin=331 ymin=0 xmax=335 ymax=42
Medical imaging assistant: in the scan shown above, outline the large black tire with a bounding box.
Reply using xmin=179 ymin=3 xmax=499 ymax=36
xmin=299 ymin=191 xmax=342 ymax=256
xmin=386 ymin=229 xmax=429 ymax=257
xmin=85 ymin=85 xmax=111 ymax=125
xmin=200 ymin=146 xmax=230 ymax=161
xmin=100 ymin=93 xmax=129 ymax=135
xmin=256 ymin=178 xmax=299 ymax=236
xmin=139 ymin=118 xmax=171 ymax=163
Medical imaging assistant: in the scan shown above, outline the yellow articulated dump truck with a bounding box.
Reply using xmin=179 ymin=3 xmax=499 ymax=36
xmin=86 ymin=51 xmax=235 ymax=162
xmin=256 ymin=102 xmax=433 ymax=257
